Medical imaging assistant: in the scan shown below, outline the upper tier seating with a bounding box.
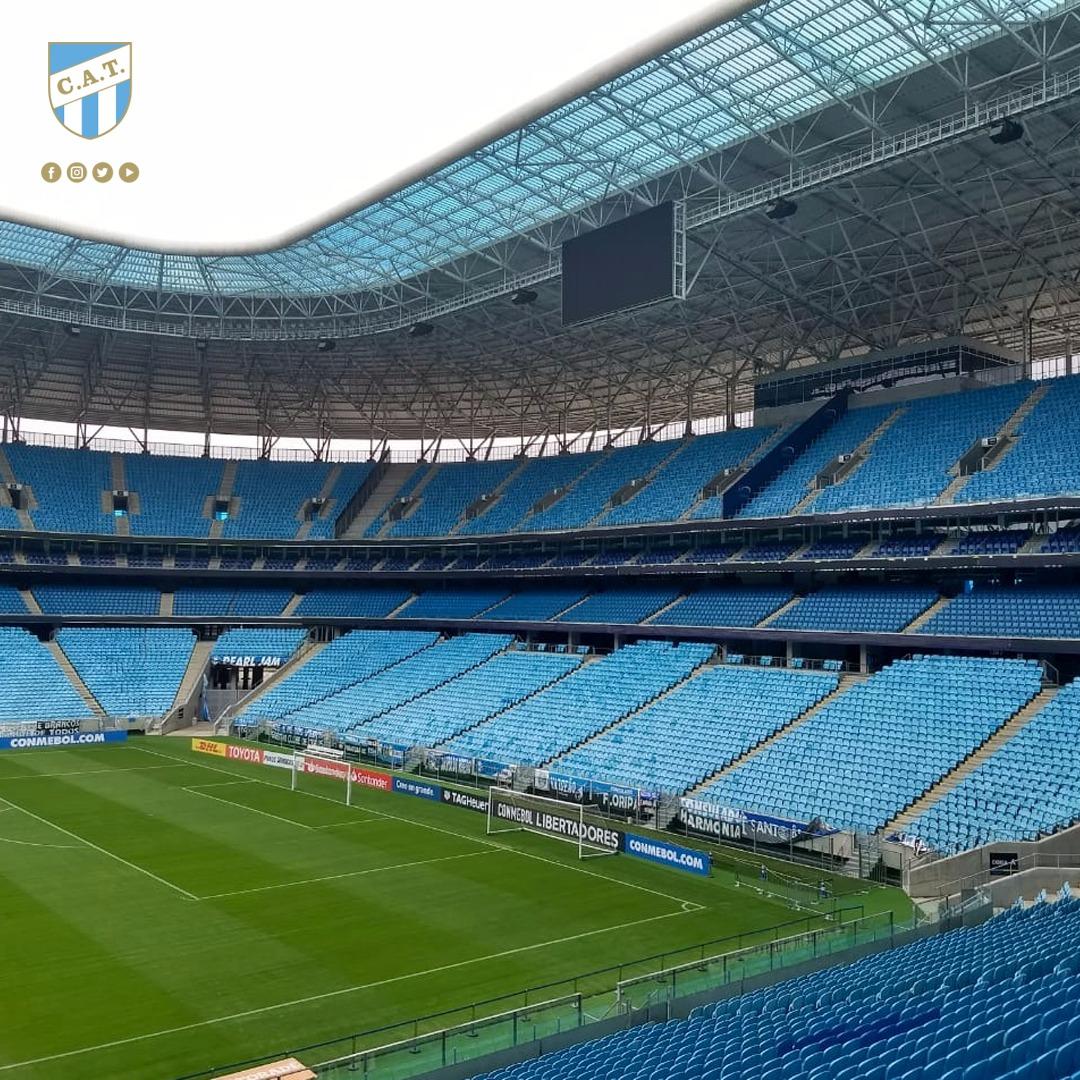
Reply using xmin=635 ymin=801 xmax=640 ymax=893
xmin=56 ymin=627 xmax=194 ymax=716
xmin=347 ymin=649 xmax=582 ymax=750
xmin=237 ymin=630 xmax=438 ymax=726
xmin=8 ymin=444 xmax=113 ymax=535
xmin=34 ymin=583 xmax=160 ymax=615
xmin=922 ymin=585 xmax=1080 ymax=638
xmin=481 ymin=589 xmax=589 ymax=621
xmin=278 ymin=633 xmax=511 ymax=738
xmin=0 ymin=627 xmax=92 ymax=722
xmin=474 ymin=899 xmax=1080 ymax=1080
xmin=172 ymin=586 xmax=293 ymax=617
xmin=907 ymin=679 xmax=1080 ymax=853
xmin=697 ymin=655 xmax=1042 ymax=831
xmin=559 ymin=586 xmax=680 ymax=624
xmin=961 ymin=374 xmax=1080 ymax=503
xmin=550 ymin=665 xmax=838 ymax=795
xmin=389 ymin=460 xmax=519 ymax=538
xmin=125 ymin=454 xmax=221 ymax=538
xmin=438 ymin=641 xmax=713 ymax=766
xmin=527 ymin=442 xmax=676 ymax=532
xmin=733 ymin=405 xmax=895 ymax=519
xmin=294 ymin=587 xmax=411 ymax=618
xmin=304 ymin=462 xmax=375 ymax=540
xmin=771 ymin=586 xmax=938 ymax=633
xmin=462 ymin=453 xmax=603 ymax=535
xmin=653 ymin=586 xmax=791 ymax=627
xmin=210 ymin=628 xmax=307 ymax=663
xmin=222 ymin=460 xmax=332 ymax=540
xmin=364 ymin=464 xmax=429 ymax=537
xmin=401 ymin=587 xmax=510 ymax=619
xmin=601 ymin=427 xmax=772 ymax=526
xmin=814 ymin=381 xmax=1033 ymax=511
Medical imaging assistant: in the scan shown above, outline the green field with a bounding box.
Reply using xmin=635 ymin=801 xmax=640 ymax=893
xmin=0 ymin=738 xmax=910 ymax=1079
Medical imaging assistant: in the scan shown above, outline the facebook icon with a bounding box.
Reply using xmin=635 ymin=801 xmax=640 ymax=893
xmin=41 ymin=162 xmax=61 ymax=183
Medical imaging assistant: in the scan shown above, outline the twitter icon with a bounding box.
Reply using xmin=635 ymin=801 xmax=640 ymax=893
xmin=92 ymin=162 xmax=113 ymax=183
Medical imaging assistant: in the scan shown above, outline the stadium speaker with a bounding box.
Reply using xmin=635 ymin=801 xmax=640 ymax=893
xmin=511 ymin=288 xmax=538 ymax=306
xmin=989 ymin=118 xmax=1023 ymax=145
xmin=194 ymin=339 xmax=208 ymax=352
xmin=409 ymin=322 xmax=434 ymax=338
xmin=66 ymin=323 xmax=81 ymax=337
xmin=765 ymin=197 xmax=797 ymax=221
xmin=316 ymin=337 xmax=336 ymax=352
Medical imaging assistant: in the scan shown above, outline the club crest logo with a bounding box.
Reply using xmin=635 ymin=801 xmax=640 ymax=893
xmin=49 ymin=43 xmax=132 ymax=138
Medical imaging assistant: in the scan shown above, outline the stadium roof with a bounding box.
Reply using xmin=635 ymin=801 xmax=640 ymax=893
xmin=1 ymin=0 xmax=1080 ymax=442
xmin=0 ymin=0 xmax=1067 ymax=299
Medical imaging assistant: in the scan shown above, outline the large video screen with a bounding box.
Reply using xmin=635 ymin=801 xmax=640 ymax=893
xmin=561 ymin=202 xmax=676 ymax=326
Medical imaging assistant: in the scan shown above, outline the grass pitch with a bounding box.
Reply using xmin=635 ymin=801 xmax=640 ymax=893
xmin=0 ymin=738 xmax=910 ymax=1079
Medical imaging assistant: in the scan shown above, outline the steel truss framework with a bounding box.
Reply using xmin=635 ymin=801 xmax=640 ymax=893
xmin=1 ymin=2 xmax=1080 ymax=442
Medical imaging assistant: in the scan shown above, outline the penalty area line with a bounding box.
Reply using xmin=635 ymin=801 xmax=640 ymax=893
xmin=198 ymin=849 xmax=496 ymax=899
xmin=0 ymin=792 xmax=199 ymax=901
xmin=0 ymin=907 xmax=695 ymax=1073
xmin=130 ymin=744 xmax=705 ymax=912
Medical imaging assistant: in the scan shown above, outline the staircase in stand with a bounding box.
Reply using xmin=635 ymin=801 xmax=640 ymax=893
xmin=295 ymin=463 xmax=343 ymax=540
xmin=936 ymin=382 xmax=1050 ymax=505
xmin=220 ymin=639 xmax=328 ymax=726
xmin=0 ymin=447 xmax=35 ymax=530
xmin=451 ymin=456 xmax=530 ymax=535
xmin=46 ymin=640 xmax=106 ymax=719
xmin=792 ymin=405 xmax=905 ymax=514
xmin=904 ymin=595 xmax=951 ymax=633
xmin=209 ymin=460 xmax=238 ymax=539
xmin=685 ymin=675 xmax=863 ymax=797
xmin=881 ymin=685 xmax=1059 ymax=835
xmin=339 ymin=462 xmax=414 ymax=538
xmin=19 ymin=588 xmax=41 ymax=615
xmin=757 ymin=595 xmax=802 ymax=627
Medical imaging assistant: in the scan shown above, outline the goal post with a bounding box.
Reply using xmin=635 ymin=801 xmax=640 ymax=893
xmin=290 ymin=748 xmax=353 ymax=805
xmin=486 ymin=786 xmax=620 ymax=860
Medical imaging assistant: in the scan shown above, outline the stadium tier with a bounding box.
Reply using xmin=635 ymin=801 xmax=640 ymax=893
xmin=172 ymin=585 xmax=294 ymax=616
xmin=549 ymin=664 xmax=838 ymax=795
xmin=0 ymin=626 xmax=93 ymax=722
xmin=695 ymin=655 xmax=1043 ymax=832
xmin=294 ymin=586 xmax=412 ymax=617
xmin=770 ymin=586 xmax=938 ymax=633
xmin=347 ymin=648 xmax=582 ymax=750
xmin=436 ymin=640 xmax=714 ymax=766
xmin=920 ymin=585 xmax=1080 ymax=639
xmin=273 ymin=632 xmax=511 ymax=738
xmin=55 ymin=627 xmax=194 ymax=716
xmin=653 ymin=586 xmax=792 ymax=627
xmin=3 ymin=374 xmax=1080 ymax=543
xmin=905 ymin=679 xmax=1080 ymax=854
xmin=474 ymin=898 xmax=1080 ymax=1080
xmin=33 ymin=582 xmax=160 ymax=615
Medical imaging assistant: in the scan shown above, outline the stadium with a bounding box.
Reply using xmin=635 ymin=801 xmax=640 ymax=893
xmin=6 ymin=2 xmax=1080 ymax=1078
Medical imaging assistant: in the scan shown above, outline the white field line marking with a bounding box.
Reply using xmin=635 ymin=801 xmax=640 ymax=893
xmin=0 ymin=764 xmax=189 ymax=782
xmin=132 ymin=744 xmax=704 ymax=912
xmin=200 ymin=850 xmax=496 ymax=899
xmin=183 ymin=779 xmax=257 ymax=790
xmin=0 ymin=792 xmax=198 ymax=901
xmin=0 ymin=834 xmax=82 ymax=850
xmin=0 ymin=907 xmax=693 ymax=1073
xmin=183 ymin=786 xmax=317 ymax=831
xmin=311 ymin=816 xmax=382 ymax=829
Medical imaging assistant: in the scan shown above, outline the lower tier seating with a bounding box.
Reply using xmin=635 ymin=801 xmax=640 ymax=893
xmin=906 ymin=678 xmax=1080 ymax=853
xmin=549 ymin=665 xmax=838 ymax=795
xmin=437 ymin=641 xmax=713 ymax=766
xmin=474 ymin=898 xmax=1080 ymax=1080
xmin=0 ymin=627 xmax=92 ymax=721
xmin=274 ymin=633 xmax=511 ymax=738
xmin=695 ymin=655 xmax=1042 ymax=832
xmin=347 ymin=649 xmax=582 ymax=750
xmin=56 ymin=627 xmax=194 ymax=716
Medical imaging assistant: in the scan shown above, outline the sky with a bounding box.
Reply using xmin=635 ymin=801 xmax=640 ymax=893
xmin=6 ymin=0 xmax=724 ymax=252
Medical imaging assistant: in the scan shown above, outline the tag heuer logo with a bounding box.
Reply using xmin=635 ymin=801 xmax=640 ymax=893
xmin=49 ymin=42 xmax=132 ymax=138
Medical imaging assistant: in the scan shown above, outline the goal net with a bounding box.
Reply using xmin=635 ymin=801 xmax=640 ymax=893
xmin=290 ymin=749 xmax=354 ymax=804
xmin=486 ymin=786 xmax=620 ymax=860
